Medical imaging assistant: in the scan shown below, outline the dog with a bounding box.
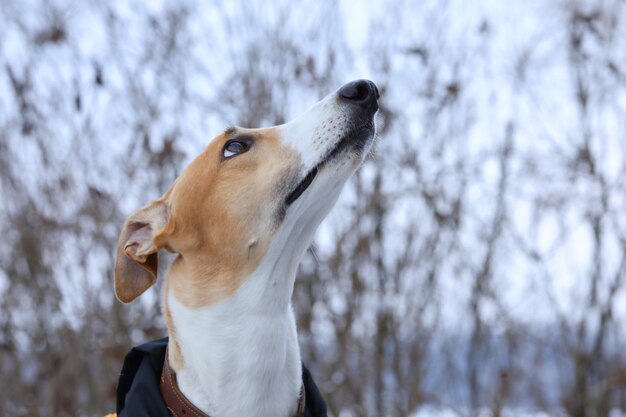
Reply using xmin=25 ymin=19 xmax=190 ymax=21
xmin=113 ymin=80 xmax=379 ymax=417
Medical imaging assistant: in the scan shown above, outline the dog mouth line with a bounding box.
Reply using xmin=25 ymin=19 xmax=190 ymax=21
xmin=284 ymin=122 xmax=375 ymax=207
xmin=285 ymin=165 xmax=319 ymax=206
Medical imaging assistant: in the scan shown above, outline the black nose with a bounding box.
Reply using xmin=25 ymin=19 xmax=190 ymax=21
xmin=338 ymin=79 xmax=379 ymax=109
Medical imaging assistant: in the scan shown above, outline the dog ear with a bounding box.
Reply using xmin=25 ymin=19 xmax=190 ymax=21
xmin=114 ymin=200 xmax=170 ymax=303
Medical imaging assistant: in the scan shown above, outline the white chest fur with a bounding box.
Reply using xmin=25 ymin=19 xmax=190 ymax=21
xmin=168 ymin=285 xmax=302 ymax=417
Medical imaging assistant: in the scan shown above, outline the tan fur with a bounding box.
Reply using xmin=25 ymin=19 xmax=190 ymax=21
xmin=162 ymin=279 xmax=185 ymax=371
xmin=115 ymin=127 xmax=300 ymax=372
xmin=115 ymin=127 xmax=299 ymax=307
xmin=163 ymin=128 xmax=298 ymax=308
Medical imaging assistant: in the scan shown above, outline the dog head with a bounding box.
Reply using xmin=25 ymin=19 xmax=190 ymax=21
xmin=114 ymin=80 xmax=379 ymax=306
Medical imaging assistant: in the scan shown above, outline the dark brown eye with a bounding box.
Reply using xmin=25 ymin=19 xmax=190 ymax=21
xmin=222 ymin=138 xmax=251 ymax=160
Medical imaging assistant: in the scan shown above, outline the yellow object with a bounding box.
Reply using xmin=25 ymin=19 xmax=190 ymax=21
xmin=103 ymin=414 xmax=117 ymax=417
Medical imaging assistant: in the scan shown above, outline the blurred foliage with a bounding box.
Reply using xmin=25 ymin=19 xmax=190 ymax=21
xmin=1 ymin=1 xmax=626 ymax=416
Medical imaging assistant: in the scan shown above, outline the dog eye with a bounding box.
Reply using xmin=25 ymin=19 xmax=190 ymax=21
xmin=222 ymin=138 xmax=251 ymax=160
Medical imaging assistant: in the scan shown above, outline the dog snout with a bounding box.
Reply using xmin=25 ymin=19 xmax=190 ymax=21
xmin=338 ymin=79 xmax=379 ymax=112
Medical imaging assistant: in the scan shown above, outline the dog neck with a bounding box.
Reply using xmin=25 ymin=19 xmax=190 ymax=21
xmin=166 ymin=285 xmax=302 ymax=417
xmin=163 ymin=205 xmax=327 ymax=417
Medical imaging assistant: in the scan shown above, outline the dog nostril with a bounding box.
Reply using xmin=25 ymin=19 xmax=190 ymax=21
xmin=338 ymin=79 xmax=378 ymax=107
xmin=339 ymin=81 xmax=369 ymax=101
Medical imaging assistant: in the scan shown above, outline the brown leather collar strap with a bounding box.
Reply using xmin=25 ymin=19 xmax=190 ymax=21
xmin=160 ymin=348 xmax=306 ymax=417
xmin=160 ymin=350 xmax=210 ymax=417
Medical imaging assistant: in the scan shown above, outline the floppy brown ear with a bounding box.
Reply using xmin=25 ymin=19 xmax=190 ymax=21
xmin=114 ymin=201 xmax=170 ymax=303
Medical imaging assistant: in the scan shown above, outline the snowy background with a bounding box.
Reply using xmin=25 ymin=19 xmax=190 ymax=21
xmin=1 ymin=0 xmax=625 ymax=416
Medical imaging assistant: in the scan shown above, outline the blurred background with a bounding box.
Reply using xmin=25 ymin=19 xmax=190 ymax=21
xmin=1 ymin=0 xmax=626 ymax=416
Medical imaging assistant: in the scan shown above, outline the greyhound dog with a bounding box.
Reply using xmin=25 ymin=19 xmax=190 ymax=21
xmin=114 ymin=80 xmax=379 ymax=417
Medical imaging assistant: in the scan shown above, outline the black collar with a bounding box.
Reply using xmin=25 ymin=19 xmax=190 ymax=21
xmin=116 ymin=337 xmax=328 ymax=417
